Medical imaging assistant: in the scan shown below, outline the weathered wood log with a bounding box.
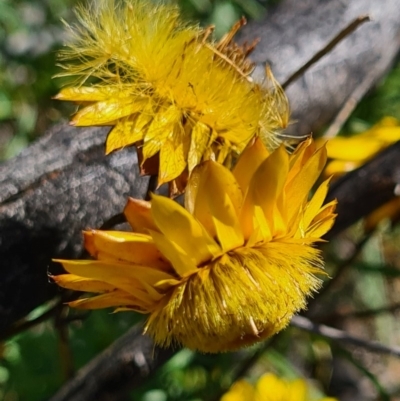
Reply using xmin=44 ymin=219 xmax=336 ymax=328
xmin=326 ymin=141 xmax=400 ymax=239
xmin=0 ymin=125 xmax=149 ymax=331
xmin=0 ymin=0 xmax=400 ymax=399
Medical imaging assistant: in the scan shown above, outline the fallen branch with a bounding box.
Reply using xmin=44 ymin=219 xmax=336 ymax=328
xmin=291 ymin=315 xmax=400 ymax=358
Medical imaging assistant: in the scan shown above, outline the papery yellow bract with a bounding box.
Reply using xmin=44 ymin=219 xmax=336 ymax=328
xmin=220 ymin=373 xmax=338 ymax=401
xmin=55 ymin=0 xmax=289 ymax=195
xmin=53 ymin=138 xmax=336 ymax=353
xmin=320 ymin=117 xmax=400 ymax=177
xmin=321 ymin=117 xmax=400 ymax=231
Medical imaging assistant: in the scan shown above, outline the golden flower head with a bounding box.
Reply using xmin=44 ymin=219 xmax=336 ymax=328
xmin=53 ymin=138 xmax=336 ymax=353
xmin=220 ymin=373 xmax=338 ymax=401
xmin=54 ymin=0 xmax=289 ymax=195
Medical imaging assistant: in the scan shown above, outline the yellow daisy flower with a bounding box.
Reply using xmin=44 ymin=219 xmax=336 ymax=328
xmin=54 ymin=0 xmax=289 ymax=195
xmin=221 ymin=373 xmax=338 ymax=401
xmin=53 ymin=138 xmax=336 ymax=353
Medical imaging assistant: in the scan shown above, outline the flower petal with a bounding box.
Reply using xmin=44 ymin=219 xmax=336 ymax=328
xmin=84 ymin=230 xmax=170 ymax=269
xmin=124 ymin=197 xmax=158 ymax=234
xmin=150 ymin=194 xmax=221 ymax=268
xmin=241 ymin=145 xmax=288 ymax=239
xmin=364 ymin=196 xmax=400 ymax=232
xmin=232 ymin=137 xmax=269 ymax=192
xmin=54 ymin=86 xmax=124 ymax=102
xmin=143 ymin=105 xmax=182 ymax=160
xmin=188 ymin=121 xmax=211 ymax=173
xmin=68 ymin=290 xmax=140 ymax=310
xmin=51 ymin=274 xmax=116 ymax=293
xmin=325 ymin=137 xmax=385 ymax=161
xmin=324 ymin=159 xmax=361 ymax=176
xmin=302 ymin=177 xmax=332 ymax=230
xmin=304 ymin=200 xmax=337 ymax=238
xmin=56 ymin=259 xmax=173 ymax=302
xmin=190 ymin=161 xmax=244 ymax=251
xmin=105 ymin=116 xmax=143 ymax=154
xmin=149 ymin=229 xmax=199 ymax=277
xmin=72 ymin=98 xmax=146 ymax=126
xmin=285 ymin=145 xmax=327 ymax=224
xmin=158 ymin=130 xmax=189 ymax=185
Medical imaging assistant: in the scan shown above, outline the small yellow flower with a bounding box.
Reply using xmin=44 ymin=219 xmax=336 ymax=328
xmin=53 ymin=138 xmax=336 ymax=353
xmin=54 ymin=0 xmax=289 ymax=195
xmin=321 ymin=117 xmax=400 ymax=177
xmin=221 ymin=373 xmax=338 ymax=401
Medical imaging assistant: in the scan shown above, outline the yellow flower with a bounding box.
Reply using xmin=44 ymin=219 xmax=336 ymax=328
xmin=54 ymin=0 xmax=289 ymax=195
xmin=53 ymin=138 xmax=336 ymax=353
xmin=221 ymin=373 xmax=338 ymax=401
xmin=320 ymin=117 xmax=400 ymax=231
xmin=321 ymin=117 xmax=400 ymax=177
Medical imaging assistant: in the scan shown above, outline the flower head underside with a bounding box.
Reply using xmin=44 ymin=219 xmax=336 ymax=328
xmin=53 ymin=138 xmax=336 ymax=353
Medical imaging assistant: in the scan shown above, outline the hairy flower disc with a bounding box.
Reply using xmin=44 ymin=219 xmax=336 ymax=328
xmin=54 ymin=0 xmax=289 ymax=194
xmin=53 ymin=138 xmax=336 ymax=353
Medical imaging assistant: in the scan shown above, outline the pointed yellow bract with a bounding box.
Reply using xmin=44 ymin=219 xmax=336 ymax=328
xmin=54 ymin=138 xmax=336 ymax=353
xmin=54 ymin=0 xmax=289 ymax=193
xmin=220 ymin=373 xmax=338 ymax=401
xmin=320 ymin=116 xmax=400 ymax=177
xmin=321 ymin=116 xmax=400 ymax=232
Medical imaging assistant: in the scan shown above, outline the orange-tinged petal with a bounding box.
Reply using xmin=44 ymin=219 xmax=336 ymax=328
xmin=304 ymin=201 xmax=337 ymax=238
xmin=124 ymin=197 xmax=158 ymax=234
xmin=150 ymin=194 xmax=220 ymax=266
xmin=72 ymin=98 xmax=146 ymax=126
xmin=285 ymin=146 xmax=327 ymax=223
xmin=232 ymin=136 xmax=269 ymax=193
xmin=105 ymin=116 xmax=143 ymax=154
xmin=83 ymin=230 xmax=170 ymax=269
xmin=190 ymin=160 xmax=244 ymax=251
xmin=364 ymin=196 xmax=400 ymax=232
xmin=288 ymin=136 xmax=315 ymax=174
xmin=302 ymin=178 xmax=332 ymax=230
xmin=305 ymin=215 xmax=336 ymax=239
xmin=311 ymin=200 xmax=338 ymax=224
xmin=68 ymin=290 xmax=140 ymax=310
xmin=51 ymin=274 xmax=117 ymax=293
xmin=56 ymin=259 xmax=173 ymax=299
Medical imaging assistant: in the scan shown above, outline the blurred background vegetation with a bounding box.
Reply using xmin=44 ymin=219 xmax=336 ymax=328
xmin=1 ymin=0 xmax=400 ymax=400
